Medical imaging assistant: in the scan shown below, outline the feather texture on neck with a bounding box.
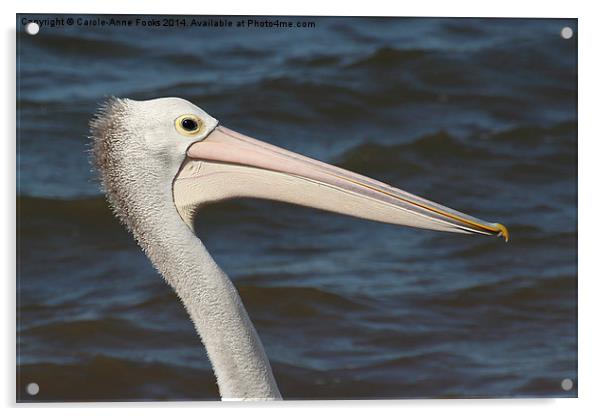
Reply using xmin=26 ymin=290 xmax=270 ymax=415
xmin=90 ymin=98 xmax=281 ymax=400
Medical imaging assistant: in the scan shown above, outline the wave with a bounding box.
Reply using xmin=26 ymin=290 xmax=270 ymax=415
xmin=238 ymin=285 xmax=370 ymax=319
xmin=489 ymin=121 xmax=577 ymax=146
xmin=370 ymin=350 xmax=473 ymax=371
xmin=442 ymin=20 xmax=487 ymax=36
xmin=426 ymin=274 xmax=576 ymax=313
xmin=338 ymin=120 xmax=575 ymax=170
xmin=246 ymin=75 xmax=436 ymax=114
xmin=337 ymin=131 xmax=495 ymax=173
xmin=347 ymin=47 xmax=429 ymax=69
xmin=21 ymin=32 xmax=145 ymax=58
xmin=20 ymin=317 xmax=194 ymax=347
xmin=336 ymin=142 xmax=424 ymax=176
xmin=17 ymin=354 xmax=218 ymax=402
xmin=407 ymin=130 xmax=494 ymax=158
xmin=286 ymin=54 xmax=343 ymax=68
xmin=17 ymin=195 xmax=117 ymax=231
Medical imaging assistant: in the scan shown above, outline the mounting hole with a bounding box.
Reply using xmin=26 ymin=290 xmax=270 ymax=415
xmin=26 ymin=382 xmax=39 ymax=396
xmin=25 ymin=22 xmax=40 ymax=36
xmin=560 ymin=26 xmax=573 ymax=40
xmin=561 ymin=378 xmax=573 ymax=391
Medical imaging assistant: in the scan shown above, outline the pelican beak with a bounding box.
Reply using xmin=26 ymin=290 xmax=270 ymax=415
xmin=173 ymin=126 xmax=509 ymax=241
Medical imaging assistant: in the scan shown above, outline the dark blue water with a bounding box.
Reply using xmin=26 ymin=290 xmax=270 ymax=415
xmin=17 ymin=15 xmax=577 ymax=401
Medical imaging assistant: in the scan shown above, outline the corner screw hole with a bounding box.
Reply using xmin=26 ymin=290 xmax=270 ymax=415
xmin=561 ymin=378 xmax=573 ymax=391
xmin=26 ymin=382 xmax=39 ymax=396
xmin=560 ymin=27 xmax=573 ymax=40
xmin=25 ymin=22 xmax=40 ymax=36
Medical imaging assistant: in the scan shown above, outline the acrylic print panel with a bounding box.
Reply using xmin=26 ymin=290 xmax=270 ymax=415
xmin=16 ymin=14 xmax=577 ymax=401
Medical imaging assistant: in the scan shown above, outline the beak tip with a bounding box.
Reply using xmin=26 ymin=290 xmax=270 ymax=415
xmin=493 ymin=223 xmax=510 ymax=242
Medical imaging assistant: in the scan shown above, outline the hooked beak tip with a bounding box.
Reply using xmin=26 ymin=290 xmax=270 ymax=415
xmin=493 ymin=223 xmax=510 ymax=242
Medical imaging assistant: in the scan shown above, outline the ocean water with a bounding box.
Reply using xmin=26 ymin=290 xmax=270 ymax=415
xmin=16 ymin=15 xmax=577 ymax=401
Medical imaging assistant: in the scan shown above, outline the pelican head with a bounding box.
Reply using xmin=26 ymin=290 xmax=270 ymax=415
xmin=92 ymin=96 xmax=508 ymax=243
xmin=90 ymin=96 xmax=508 ymax=400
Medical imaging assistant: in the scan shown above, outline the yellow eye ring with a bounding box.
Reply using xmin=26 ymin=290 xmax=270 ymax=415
xmin=175 ymin=114 xmax=203 ymax=136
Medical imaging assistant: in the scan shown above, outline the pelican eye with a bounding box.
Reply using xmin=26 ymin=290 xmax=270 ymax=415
xmin=175 ymin=115 xmax=203 ymax=136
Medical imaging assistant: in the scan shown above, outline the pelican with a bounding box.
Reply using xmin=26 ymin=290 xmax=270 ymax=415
xmin=90 ymin=97 xmax=508 ymax=400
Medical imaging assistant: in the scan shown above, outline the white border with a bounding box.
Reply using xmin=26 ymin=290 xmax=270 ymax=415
xmin=3 ymin=1 xmax=598 ymax=415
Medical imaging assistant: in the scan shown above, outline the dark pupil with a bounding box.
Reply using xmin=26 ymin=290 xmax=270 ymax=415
xmin=181 ymin=118 xmax=198 ymax=132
